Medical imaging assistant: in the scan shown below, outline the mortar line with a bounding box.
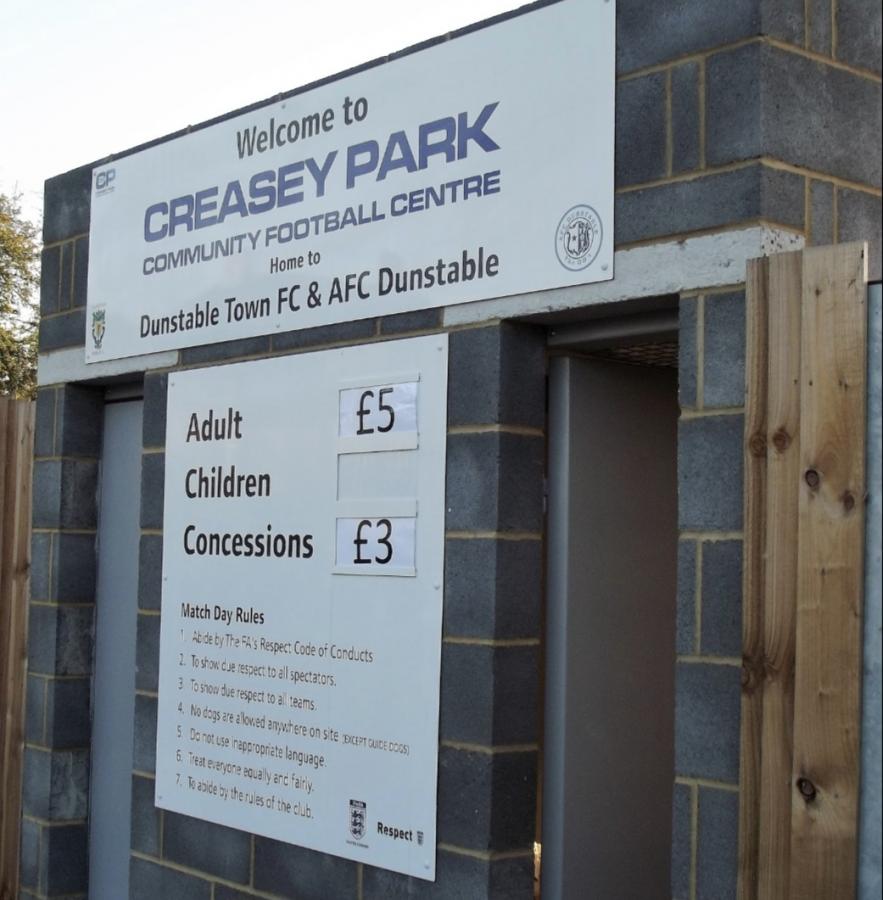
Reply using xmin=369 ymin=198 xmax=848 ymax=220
xmin=805 ymin=177 xmax=813 ymax=243
xmin=833 ymin=186 xmax=840 ymax=243
xmin=679 ymin=407 xmax=744 ymax=421
xmin=690 ymin=784 xmax=699 ymax=900
xmin=696 ymin=295 xmax=705 ymax=409
xmin=831 ymin=0 xmax=839 ymax=58
xmin=698 ymin=57 xmax=707 ymax=169
xmin=675 ymin=775 xmax=740 ymax=793
xmin=694 ymin=540 xmax=703 ymax=655
xmin=665 ymin=68 xmax=674 ymax=177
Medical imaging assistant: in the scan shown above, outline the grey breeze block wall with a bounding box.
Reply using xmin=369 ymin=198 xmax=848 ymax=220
xmin=25 ymin=1 xmax=881 ymax=898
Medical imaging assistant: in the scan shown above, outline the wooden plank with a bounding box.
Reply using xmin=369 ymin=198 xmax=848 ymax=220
xmin=789 ymin=242 xmax=867 ymax=898
xmin=756 ymin=250 xmax=803 ymax=900
xmin=737 ymin=256 xmax=770 ymax=900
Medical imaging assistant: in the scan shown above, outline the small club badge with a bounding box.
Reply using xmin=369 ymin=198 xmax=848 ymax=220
xmin=555 ymin=204 xmax=603 ymax=271
xmin=349 ymin=799 xmax=367 ymax=840
xmin=91 ymin=307 xmax=106 ymax=351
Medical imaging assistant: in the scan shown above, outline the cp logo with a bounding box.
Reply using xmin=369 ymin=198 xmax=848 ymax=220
xmin=96 ymin=169 xmax=116 ymax=191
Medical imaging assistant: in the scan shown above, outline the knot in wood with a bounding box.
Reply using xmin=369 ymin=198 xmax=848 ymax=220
xmin=771 ymin=428 xmax=791 ymax=453
xmin=805 ymin=468 xmax=821 ymax=490
xmin=748 ymin=433 xmax=767 ymax=458
xmin=796 ymin=777 xmax=818 ymax=803
xmin=842 ymin=490 xmax=856 ymax=513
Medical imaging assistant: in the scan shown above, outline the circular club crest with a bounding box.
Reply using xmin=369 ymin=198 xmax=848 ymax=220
xmin=555 ymin=204 xmax=603 ymax=271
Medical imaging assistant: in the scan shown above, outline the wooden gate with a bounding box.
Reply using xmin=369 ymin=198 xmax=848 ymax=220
xmin=738 ymin=243 xmax=870 ymax=899
xmin=0 ymin=398 xmax=35 ymax=900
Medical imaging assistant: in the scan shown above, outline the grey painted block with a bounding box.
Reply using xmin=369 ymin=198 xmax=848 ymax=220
xmin=131 ymin=774 xmax=161 ymax=856
xmin=163 ymin=812 xmax=251 ymax=884
xmin=27 ymin=604 xmax=94 ymax=677
xmin=679 ymin=297 xmax=698 ymax=410
xmin=443 ymin=538 xmax=542 ymax=639
xmin=839 ymin=189 xmax=882 ymax=282
xmin=72 ymin=237 xmax=88 ymax=309
xmin=615 ymin=165 xmax=803 ymax=246
xmin=32 ymin=460 xmax=61 ymax=529
xmin=56 ymin=385 xmax=103 ymax=457
xmin=140 ymin=452 xmax=165 ymax=530
xmin=45 ymin=678 xmax=91 ymax=748
xmin=703 ymin=292 xmax=746 ymax=409
xmin=135 ymin=613 xmax=160 ymax=692
xmin=380 ymin=307 xmax=442 ymax=334
xmin=214 ymin=887 xmax=260 ymax=900
xmin=40 ymin=247 xmax=61 ymax=317
xmin=671 ymin=783 xmax=692 ymax=899
xmin=133 ymin=693 xmax=158 ymax=773
xmin=811 ymin=180 xmax=835 ymax=246
xmin=41 ymin=823 xmax=88 ymax=895
xmin=445 ymin=433 xmax=543 ymax=533
xmin=142 ymin=371 xmax=169 ymax=448
xmin=54 ymin=532 xmax=97 ymax=603
xmin=678 ymin=415 xmax=744 ymax=532
xmin=34 ymin=389 xmax=56 ymax=459
xmin=254 ymin=838 xmax=358 ymax=899
xmin=25 ymin=675 xmax=45 ymax=745
xmin=440 ymin=643 xmax=538 ymax=746
xmin=760 ymin=0 xmax=806 ymax=44
xmin=363 ymin=849 xmax=534 ymax=900
xmin=180 ymin=334 xmax=270 ymax=365
xmin=447 ymin=323 xmax=545 ymax=429
xmin=675 ymin=662 xmax=741 ymax=783
xmin=19 ymin=817 xmax=39 ymax=889
xmin=677 ymin=540 xmax=697 ymax=655
xmin=59 ymin=459 xmax=99 ymax=529
xmin=437 ymin=748 xmax=536 ymax=851
xmin=615 ymin=73 xmax=667 ymax=186
xmin=59 ymin=242 xmax=73 ymax=312
xmin=43 ymin=164 xmax=92 ymax=244
xmin=672 ymin=62 xmax=701 ymax=174
xmin=21 ymin=747 xmax=89 ymax=820
xmin=837 ymin=0 xmax=883 ymax=73
xmin=138 ymin=534 xmax=163 ymax=611
xmin=696 ymin=788 xmax=739 ymax=900
xmin=130 ymin=856 xmax=211 ymax=900
xmin=271 ymin=317 xmax=377 ymax=352
xmin=701 ymin=540 xmax=743 ymax=657
xmin=39 ymin=309 xmax=87 ymax=352
xmin=29 ymin=532 xmax=51 ymax=602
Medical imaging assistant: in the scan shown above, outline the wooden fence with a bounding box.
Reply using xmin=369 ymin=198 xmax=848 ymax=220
xmin=738 ymin=243 xmax=869 ymax=899
xmin=0 ymin=398 xmax=35 ymax=900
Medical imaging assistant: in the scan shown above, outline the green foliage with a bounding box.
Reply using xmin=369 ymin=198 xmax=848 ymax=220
xmin=0 ymin=192 xmax=39 ymax=398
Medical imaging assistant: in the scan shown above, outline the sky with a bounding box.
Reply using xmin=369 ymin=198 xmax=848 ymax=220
xmin=0 ymin=0 xmax=521 ymax=227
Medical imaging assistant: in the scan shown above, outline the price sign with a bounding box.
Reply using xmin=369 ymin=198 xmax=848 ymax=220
xmin=334 ymin=516 xmax=417 ymax=576
xmin=338 ymin=381 xmax=419 ymax=452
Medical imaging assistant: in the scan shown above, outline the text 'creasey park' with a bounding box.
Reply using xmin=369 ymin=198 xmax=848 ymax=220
xmin=142 ymin=103 xmax=500 ymax=243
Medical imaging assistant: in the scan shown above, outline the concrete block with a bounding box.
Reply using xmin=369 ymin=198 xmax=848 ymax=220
xmin=43 ymin=164 xmax=92 ymax=244
xmin=27 ymin=604 xmax=94 ymax=677
xmin=59 ymin=459 xmax=99 ymax=529
xmin=761 ymin=0 xmax=806 ymax=45
xmin=55 ymin=385 xmax=103 ymax=457
xmin=40 ymin=247 xmax=61 ymax=317
xmin=703 ymin=292 xmax=746 ymax=408
xmin=671 ymin=782 xmax=692 ymax=899
xmin=443 ymin=538 xmax=542 ymax=639
xmin=45 ymin=677 xmax=91 ymax=748
xmin=445 ymin=433 xmax=543 ymax=533
xmin=22 ymin=747 xmax=89 ymax=820
xmin=615 ymin=165 xmax=804 ymax=246
xmin=677 ymin=540 xmax=697 ymax=655
xmin=142 ymin=371 xmax=168 ymax=448
xmin=25 ymin=675 xmax=45 ymax=745
xmin=164 ymin=812 xmax=251 ymax=884
xmin=41 ymin=823 xmax=88 ymax=895
xmin=254 ymin=838 xmax=358 ymax=899
xmin=130 ymin=856 xmax=211 ymax=900
xmin=706 ymin=43 xmax=763 ymax=169
xmin=615 ymin=73 xmax=667 ymax=186
xmin=380 ymin=307 xmax=442 ymax=334
xmin=697 ymin=788 xmax=739 ymax=899
xmin=33 ymin=389 xmax=56 ymax=459
xmin=701 ymin=540 xmax=743 ymax=657
xmin=272 ymin=317 xmax=377 ymax=352
xmin=837 ymin=0 xmax=882 ymax=73
xmin=19 ymin=817 xmax=39 ymax=889
xmin=131 ymin=774 xmax=161 ymax=856
xmin=678 ymin=415 xmax=744 ymax=531
xmin=133 ymin=693 xmax=157 ymax=773
xmin=72 ymin=237 xmax=89 ymax=309
xmin=448 ymin=323 xmax=545 ymax=429
xmin=810 ymin=180 xmax=835 ymax=246
xmin=39 ymin=309 xmax=86 ymax=352
xmin=135 ymin=613 xmax=160 ymax=692
xmin=437 ymin=747 xmax=536 ymax=851
xmin=140 ymin=452 xmax=165 ymax=530
xmin=440 ymin=643 xmax=538 ymax=746
xmin=138 ymin=534 xmax=163 ymax=611
xmin=59 ymin=243 xmax=73 ymax=312
xmin=32 ymin=461 xmax=61 ymax=529
xmin=180 ymin=334 xmax=270 ymax=365
xmin=29 ymin=532 xmax=51 ymax=602
xmin=214 ymin=888 xmax=259 ymax=900
xmin=675 ymin=662 xmax=741 ymax=783
xmin=679 ymin=297 xmax=698 ymax=410
xmin=672 ymin=62 xmax=701 ymax=174
xmin=54 ymin=533 xmax=97 ymax=603
xmin=838 ymin=189 xmax=882 ymax=282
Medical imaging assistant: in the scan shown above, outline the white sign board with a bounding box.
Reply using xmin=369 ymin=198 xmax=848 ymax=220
xmin=86 ymin=0 xmax=615 ymax=362
xmin=155 ymin=335 xmax=447 ymax=880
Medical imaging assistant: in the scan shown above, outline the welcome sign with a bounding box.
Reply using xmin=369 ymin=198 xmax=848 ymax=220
xmin=85 ymin=0 xmax=614 ymax=362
